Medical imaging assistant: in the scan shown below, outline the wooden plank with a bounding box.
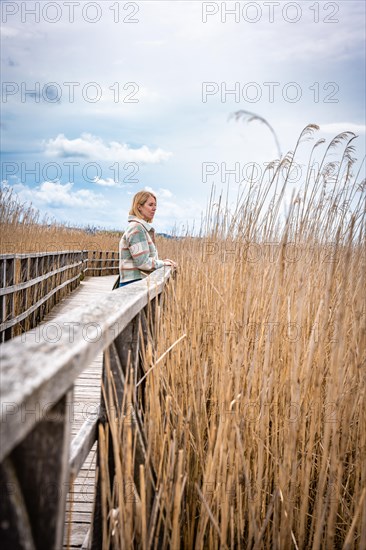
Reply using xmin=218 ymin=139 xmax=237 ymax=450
xmin=40 ymin=276 xmax=105 ymax=523
xmin=64 ymin=523 xmax=89 ymax=547
xmin=38 ymin=282 xmax=102 ymax=549
xmin=66 ymin=502 xmax=94 ymax=514
xmin=64 ymin=512 xmax=92 ymax=522
xmin=64 ymin=443 xmax=97 ymax=549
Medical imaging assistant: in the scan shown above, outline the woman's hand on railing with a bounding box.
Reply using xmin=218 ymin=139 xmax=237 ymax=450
xmin=163 ymin=259 xmax=178 ymax=269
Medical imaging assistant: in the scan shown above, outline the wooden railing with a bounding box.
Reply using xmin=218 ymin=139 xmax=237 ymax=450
xmin=0 ymin=267 xmax=171 ymax=549
xmin=0 ymin=251 xmax=119 ymax=342
xmin=85 ymin=250 xmax=119 ymax=277
xmin=0 ymin=251 xmax=87 ymax=342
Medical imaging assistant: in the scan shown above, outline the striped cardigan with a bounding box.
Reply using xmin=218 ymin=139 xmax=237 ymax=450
xmin=119 ymin=215 xmax=165 ymax=282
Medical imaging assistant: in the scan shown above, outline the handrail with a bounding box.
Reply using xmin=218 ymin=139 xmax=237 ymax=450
xmin=0 ymin=250 xmax=87 ymax=260
xmin=0 ymin=267 xmax=170 ymax=461
xmin=0 ymin=261 xmax=84 ymax=296
xmin=84 ymin=250 xmax=119 ymax=276
xmin=0 ymin=267 xmax=171 ymax=550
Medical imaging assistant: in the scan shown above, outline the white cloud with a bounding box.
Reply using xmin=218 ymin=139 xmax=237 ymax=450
xmin=13 ymin=181 xmax=107 ymax=208
xmin=145 ymin=186 xmax=173 ymax=198
xmin=43 ymin=133 xmax=172 ymax=164
xmin=0 ymin=26 xmax=19 ymax=38
xmin=93 ymin=177 xmax=122 ymax=188
xmin=135 ymin=40 xmax=166 ymax=47
xmin=320 ymin=123 xmax=366 ymax=135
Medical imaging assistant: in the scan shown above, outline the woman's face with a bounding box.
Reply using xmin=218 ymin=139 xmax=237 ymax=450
xmin=138 ymin=195 xmax=157 ymax=221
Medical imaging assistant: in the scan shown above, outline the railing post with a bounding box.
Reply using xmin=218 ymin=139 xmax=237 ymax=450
xmin=91 ymin=312 xmax=152 ymax=549
xmin=0 ymin=259 xmax=6 ymax=343
xmin=29 ymin=258 xmax=37 ymax=328
xmin=0 ymin=390 xmax=73 ymax=550
xmin=7 ymin=258 xmax=16 ymax=341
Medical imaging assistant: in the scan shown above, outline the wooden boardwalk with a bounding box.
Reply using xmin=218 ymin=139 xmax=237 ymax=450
xmin=39 ymin=275 xmax=116 ymax=549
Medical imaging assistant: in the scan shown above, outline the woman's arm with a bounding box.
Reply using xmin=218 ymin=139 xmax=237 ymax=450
xmin=128 ymin=225 xmax=165 ymax=271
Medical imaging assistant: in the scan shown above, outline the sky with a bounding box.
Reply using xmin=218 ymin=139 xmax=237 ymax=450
xmin=1 ymin=0 xmax=365 ymax=234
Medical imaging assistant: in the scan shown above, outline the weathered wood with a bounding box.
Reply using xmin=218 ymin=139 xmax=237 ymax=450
xmin=135 ymin=307 xmax=151 ymax=413
xmin=84 ymin=266 xmax=118 ymax=276
xmin=64 ymin=511 xmax=92 ymax=522
xmin=81 ymin=528 xmax=91 ymax=550
xmin=66 ymin=501 xmax=94 ymax=514
xmin=69 ymin=412 xmax=99 ymax=477
xmin=0 ymin=251 xmax=87 ymax=340
xmin=0 ymin=260 xmax=83 ymax=296
xmin=0 ymin=457 xmax=37 ymax=550
xmin=84 ymin=259 xmax=118 ymax=264
xmin=4 ymin=258 xmax=15 ymax=341
xmin=83 ymin=250 xmax=119 ymax=277
xmin=91 ymin=303 xmax=164 ymax=549
xmin=0 ymin=251 xmax=86 ymax=260
xmin=64 ymin=523 xmax=89 ymax=548
xmin=0 ymin=260 xmax=7 ymax=342
xmin=1 ymin=266 xmax=172 ymax=549
xmin=0 ymin=272 xmax=82 ymax=332
xmin=0 ymin=392 xmax=73 ymax=550
xmin=91 ymin=325 xmax=141 ymax=550
xmin=0 ymin=267 xmax=170 ymax=462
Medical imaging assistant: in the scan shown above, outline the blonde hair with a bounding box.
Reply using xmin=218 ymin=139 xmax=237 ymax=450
xmin=129 ymin=191 xmax=157 ymax=222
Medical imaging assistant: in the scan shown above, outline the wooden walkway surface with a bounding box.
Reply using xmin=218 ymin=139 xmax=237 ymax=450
xmin=39 ymin=275 xmax=116 ymax=549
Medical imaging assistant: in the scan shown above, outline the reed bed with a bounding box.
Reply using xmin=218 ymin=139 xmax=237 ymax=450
xmin=98 ymin=127 xmax=365 ymax=549
xmin=0 ymin=184 xmax=120 ymax=254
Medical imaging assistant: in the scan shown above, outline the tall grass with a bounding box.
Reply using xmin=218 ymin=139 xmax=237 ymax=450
xmin=98 ymin=126 xmax=365 ymax=548
xmin=0 ymin=185 xmax=120 ymax=254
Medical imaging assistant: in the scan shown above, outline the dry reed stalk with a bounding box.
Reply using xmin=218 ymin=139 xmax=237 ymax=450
xmin=97 ymin=423 xmax=110 ymax=550
xmin=140 ymin=464 xmax=147 ymax=550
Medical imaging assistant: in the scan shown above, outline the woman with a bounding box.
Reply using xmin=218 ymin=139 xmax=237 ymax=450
xmin=118 ymin=191 xmax=177 ymax=287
